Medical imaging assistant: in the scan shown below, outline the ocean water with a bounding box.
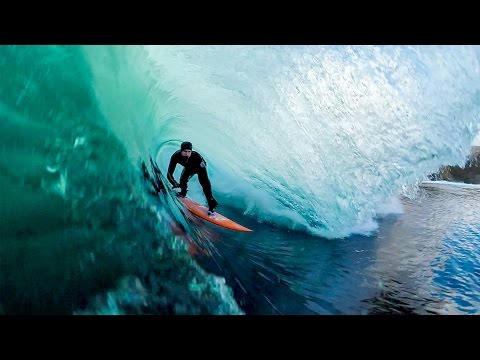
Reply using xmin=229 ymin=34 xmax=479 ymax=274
xmin=1 ymin=45 xmax=479 ymax=314
xmin=194 ymin=181 xmax=480 ymax=314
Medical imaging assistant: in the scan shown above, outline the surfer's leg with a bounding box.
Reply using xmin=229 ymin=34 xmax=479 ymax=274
xmin=179 ymin=168 xmax=190 ymax=197
xmin=198 ymin=168 xmax=217 ymax=211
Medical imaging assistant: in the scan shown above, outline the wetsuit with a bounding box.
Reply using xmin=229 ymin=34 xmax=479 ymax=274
xmin=167 ymin=150 xmax=217 ymax=210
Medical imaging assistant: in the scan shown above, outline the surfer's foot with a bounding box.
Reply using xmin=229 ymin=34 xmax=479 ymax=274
xmin=208 ymin=210 xmax=215 ymax=216
xmin=207 ymin=197 xmax=218 ymax=210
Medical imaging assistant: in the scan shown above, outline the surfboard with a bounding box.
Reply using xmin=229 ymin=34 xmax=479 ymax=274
xmin=143 ymin=155 xmax=253 ymax=232
xmin=178 ymin=196 xmax=253 ymax=232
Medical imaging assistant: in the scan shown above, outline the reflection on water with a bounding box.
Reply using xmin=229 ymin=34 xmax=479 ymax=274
xmin=197 ymin=182 xmax=480 ymax=314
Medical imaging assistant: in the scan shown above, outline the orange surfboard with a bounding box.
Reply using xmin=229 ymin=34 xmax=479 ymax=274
xmin=178 ymin=197 xmax=253 ymax=232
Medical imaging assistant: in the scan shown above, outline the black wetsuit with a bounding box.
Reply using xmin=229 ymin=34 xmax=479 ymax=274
xmin=167 ymin=150 xmax=217 ymax=209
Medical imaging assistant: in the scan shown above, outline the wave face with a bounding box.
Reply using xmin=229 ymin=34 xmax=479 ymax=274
xmin=140 ymin=46 xmax=480 ymax=238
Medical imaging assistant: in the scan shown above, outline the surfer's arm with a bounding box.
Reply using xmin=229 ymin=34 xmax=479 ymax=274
xmin=167 ymin=156 xmax=180 ymax=187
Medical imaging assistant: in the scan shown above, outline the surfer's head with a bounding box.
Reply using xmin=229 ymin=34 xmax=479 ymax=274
xmin=181 ymin=141 xmax=192 ymax=158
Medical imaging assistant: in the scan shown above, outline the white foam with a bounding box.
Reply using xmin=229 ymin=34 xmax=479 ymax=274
xmin=421 ymin=180 xmax=480 ymax=189
xmin=375 ymin=196 xmax=404 ymax=216
xmin=349 ymin=218 xmax=379 ymax=237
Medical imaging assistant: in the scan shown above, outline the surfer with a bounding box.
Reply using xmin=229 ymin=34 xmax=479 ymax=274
xmin=167 ymin=141 xmax=218 ymax=215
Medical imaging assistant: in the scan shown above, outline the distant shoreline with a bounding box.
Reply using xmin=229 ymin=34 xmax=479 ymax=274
xmin=428 ymin=146 xmax=480 ymax=184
